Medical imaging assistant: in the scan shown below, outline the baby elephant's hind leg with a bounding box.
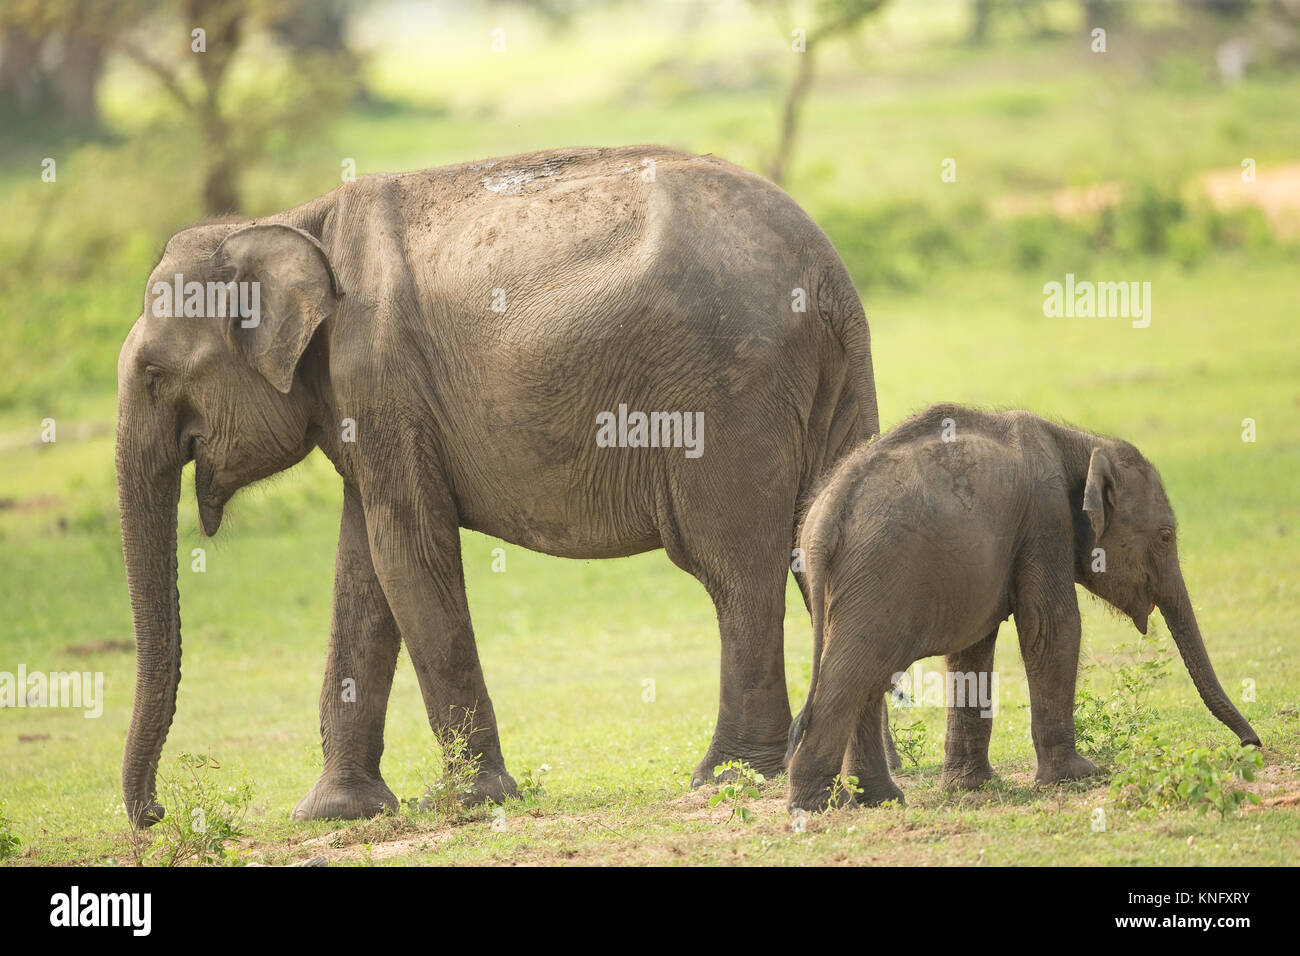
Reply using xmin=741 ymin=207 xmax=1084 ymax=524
xmin=941 ymin=629 xmax=999 ymax=790
xmin=844 ymin=694 xmax=907 ymax=806
xmin=787 ymin=648 xmax=871 ymax=813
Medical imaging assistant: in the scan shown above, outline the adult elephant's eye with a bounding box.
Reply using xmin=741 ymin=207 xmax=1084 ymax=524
xmin=143 ymin=365 xmax=163 ymax=398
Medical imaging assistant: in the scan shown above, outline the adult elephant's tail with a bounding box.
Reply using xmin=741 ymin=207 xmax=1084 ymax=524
xmin=819 ymin=264 xmax=879 ymax=443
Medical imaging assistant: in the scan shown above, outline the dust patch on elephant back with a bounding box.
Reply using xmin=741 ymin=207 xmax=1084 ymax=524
xmin=925 ymin=439 xmax=977 ymax=511
xmin=479 ymin=155 xmax=575 ymax=195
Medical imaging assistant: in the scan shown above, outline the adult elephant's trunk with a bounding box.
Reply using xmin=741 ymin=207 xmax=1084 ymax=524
xmin=1159 ymin=573 xmax=1260 ymax=747
xmin=116 ymin=432 xmax=183 ymax=828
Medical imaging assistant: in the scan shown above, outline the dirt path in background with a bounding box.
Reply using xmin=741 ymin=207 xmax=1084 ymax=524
xmin=1200 ymin=161 xmax=1300 ymax=236
xmin=992 ymin=161 xmax=1300 ymax=236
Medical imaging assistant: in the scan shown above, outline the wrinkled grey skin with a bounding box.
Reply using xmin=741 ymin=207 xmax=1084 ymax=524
xmin=786 ymin=404 xmax=1260 ymax=812
xmin=115 ymin=146 xmax=879 ymax=827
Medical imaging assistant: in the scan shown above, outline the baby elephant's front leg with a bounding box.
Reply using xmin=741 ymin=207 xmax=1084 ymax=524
xmin=1015 ymin=573 xmax=1099 ymax=784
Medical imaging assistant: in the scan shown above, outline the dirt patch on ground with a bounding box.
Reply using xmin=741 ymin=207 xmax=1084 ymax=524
xmin=237 ymin=755 xmax=1300 ymax=867
xmin=1246 ymin=791 xmax=1300 ymax=810
xmin=241 ymin=780 xmax=996 ymax=867
xmin=297 ymin=826 xmax=463 ymax=862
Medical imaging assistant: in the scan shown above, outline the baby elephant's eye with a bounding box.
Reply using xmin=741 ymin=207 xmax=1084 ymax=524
xmin=1159 ymin=528 xmax=1173 ymax=543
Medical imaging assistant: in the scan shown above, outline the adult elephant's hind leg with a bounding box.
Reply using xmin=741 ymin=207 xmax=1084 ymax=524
xmin=668 ymin=484 xmax=795 ymax=788
xmin=940 ymin=629 xmax=999 ymax=790
xmin=690 ymin=559 xmax=793 ymax=786
xmin=294 ymin=483 xmax=401 ymax=821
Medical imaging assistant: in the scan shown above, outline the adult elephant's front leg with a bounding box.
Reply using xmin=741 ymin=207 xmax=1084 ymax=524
xmin=363 ymin=479 xmax=517 ymax=806
xmin=294 ymin=483 xmax=401 ymax=821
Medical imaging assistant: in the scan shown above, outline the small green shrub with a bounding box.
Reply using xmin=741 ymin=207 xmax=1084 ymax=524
xmin=827 ymin=773 xmax=864 ymax=807
xmin=417 ymin=709 xmax=483 ymax=818
xmin=515 ymin=764 xmax=551 ymax=805
xmin=1074 ymin=631 xmax=1173 ymax=763
xmin=136 ymin=753 xmax=253 ymax=867
xmin=1114 ymin=184 xmax=1186 ymax=256
xmin=1110 ymin=731 xmax=1263 ymax=819
xmin=0 ymin=803 xmax=20 ymax=860
xmin=889 ymin=715 xmax=932 ymax=769
xmin=708 ymin=761 xmax=764 ymax=824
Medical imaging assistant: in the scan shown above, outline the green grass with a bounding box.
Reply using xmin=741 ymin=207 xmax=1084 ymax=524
xmin=1 ymin=1 xmax=1298 ymax=865
xmin=2 ymin=261 xmax=1296 ymax=866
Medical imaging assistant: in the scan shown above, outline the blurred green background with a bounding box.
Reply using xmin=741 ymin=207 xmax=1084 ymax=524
xmin=1 ymin=0 xmax=1298 ymax=865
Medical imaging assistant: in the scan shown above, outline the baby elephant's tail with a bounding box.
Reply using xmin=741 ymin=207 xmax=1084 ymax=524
xmin=787 ymin=556 xmax=829 ymax=761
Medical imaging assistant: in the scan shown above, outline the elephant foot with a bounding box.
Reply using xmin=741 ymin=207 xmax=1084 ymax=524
xmin=941 ymin=761 xmax=996 ymax=791
xmin=292 ymin=773 xmax=399 ymax=822
xmin=689 ymin=742 xmax=787 ymax=789
xmin=463 ymin=768 xmax=518 ymax=806
xmin=1035 ymin=752 xmax=1099 ymax=786
xmin=787 ymin=776 xmax=837 ymax=814
xmin=788 ymin=773 xmax=904 ymax=813
xmin=418 ymin=768 xmax=518 ymax=812
xmin=852 ymin=775 xmax=906 ymax=808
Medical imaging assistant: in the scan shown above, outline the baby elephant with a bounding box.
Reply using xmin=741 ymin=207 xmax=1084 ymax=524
xmin=786 ymin=404 xmax=1260 ymax=812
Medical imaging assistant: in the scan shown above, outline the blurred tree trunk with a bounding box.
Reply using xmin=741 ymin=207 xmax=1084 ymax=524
xmin=2 ymin=1 xmax=139 ymax=129
xmin=118 ymin=0 xmax=245 ymax=214
xmin=200 ymin=121 xmax=240 ymax=213
xmin=52 ymin=29 xmax=106 ymax=125
xmin=1081 ymin=0 xmax=1122 ymax=30
xmin=191 ymin=0 xmax=243 ymax=213
xmin=769 ymin=43 xmax=817 ymax=187
xmin=765 ymin=0 xmax=889 ymax=187
xmin=268 ymin=0 xmax=370 ymax=105
xmin=969 ymin=0 xmax=993 ymax=43
xmin=0 ymin=26 xmax=49 ymax=111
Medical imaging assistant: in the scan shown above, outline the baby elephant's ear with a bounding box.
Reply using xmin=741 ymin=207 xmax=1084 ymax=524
xmin=215 ymin=223 xmax=344 ymax=393
xmin=1082 ymin=447 xmax=1115 ymax=542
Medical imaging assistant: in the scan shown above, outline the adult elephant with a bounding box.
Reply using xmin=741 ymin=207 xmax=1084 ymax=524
xmin=115 ymin=146 xmax=878 ymax=827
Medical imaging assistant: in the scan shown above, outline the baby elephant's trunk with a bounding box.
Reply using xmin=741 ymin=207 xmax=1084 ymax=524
xmin=1160 ymin=575 xmax=1260 ymax=747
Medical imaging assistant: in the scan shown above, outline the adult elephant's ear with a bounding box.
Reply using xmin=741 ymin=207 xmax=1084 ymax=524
xmin=1082 ymin=447 xmax=1116 ymax=543
xmin=215 ymin=223 xmax=344 ymax=394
